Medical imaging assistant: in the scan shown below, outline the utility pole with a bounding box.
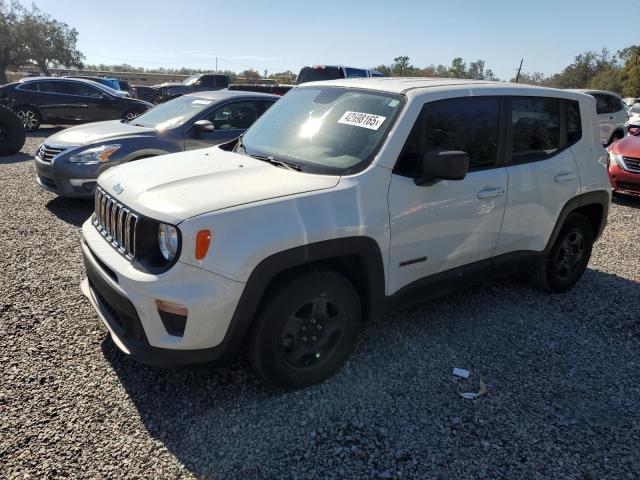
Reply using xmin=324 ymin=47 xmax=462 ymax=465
xmin=515 ymin=58 xmax=523 ymax=83
xmin=215 ymin=57 xmax=218 ymax=73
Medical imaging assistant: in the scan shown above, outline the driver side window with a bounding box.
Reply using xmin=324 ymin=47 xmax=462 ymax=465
xmin=206 ymin=101 xmax=259 ymax=130
xmin=394 ymin=97 xmax=500 ymax=177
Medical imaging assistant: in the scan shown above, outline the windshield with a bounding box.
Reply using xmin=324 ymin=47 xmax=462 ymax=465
xmin=183 ymin=75 xmax=201 ymax=86
xmin=130 ymin=95 xmax=213 ymax=129
xmin=240 ymin=86 xmax=404 ymax=174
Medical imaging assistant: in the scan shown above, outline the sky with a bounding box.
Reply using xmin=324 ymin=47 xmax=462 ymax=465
xmin=15 ymin=0 xmax=637 ymax=79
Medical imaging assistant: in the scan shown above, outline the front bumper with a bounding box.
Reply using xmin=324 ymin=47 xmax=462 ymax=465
xmin=80 ymin=219 xmax=246 ymax=367
xmin=34 ymin=153 xmax=119 ymax=198
xmin=609 ymin=164 xmax=640 ymax=197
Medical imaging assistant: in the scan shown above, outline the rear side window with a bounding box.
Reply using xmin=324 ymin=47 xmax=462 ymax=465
xmin=19 ymin=82 xmax=39 ymax=92
xmin=395 ymin=97 xmax=500 ymax=176
xmin=214 ymin=76 xmax=229 ymax=88
xmin=592 ymin=93 xmax=623 ymax=114
xmin=511 ymin=97 xmax=560 ymax=163
xmin=345 ymin=68 xmax=368 ymax=78
xmin=566 ymin=100 xmax=582 ymax=144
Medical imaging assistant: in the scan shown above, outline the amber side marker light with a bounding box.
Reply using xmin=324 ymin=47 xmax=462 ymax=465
xmin=195 ymin=229 xmax=211 ymax=260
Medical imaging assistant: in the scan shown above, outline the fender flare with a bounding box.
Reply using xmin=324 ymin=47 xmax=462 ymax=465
xmin=213 ymin=236 xmax=386 ymax=364
xmin=544 ymin=190 xmax=609 ymax=253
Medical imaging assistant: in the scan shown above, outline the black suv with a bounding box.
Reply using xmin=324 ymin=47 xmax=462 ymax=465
xmin=153 ymin=74 xmax=230 ymax=103
xmin=0 ymin=77 xmax=153 ymax=131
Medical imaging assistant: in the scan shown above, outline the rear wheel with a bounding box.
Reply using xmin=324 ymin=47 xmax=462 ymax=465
xmin=15 ymin=106 xmax=40 ymax=131
xmin=246 ymin=270 xmax=362 ymax=389
xmin=607 ymin=130 xmax=624 ymax=146
xmin=0 ymin=104 xmax=26 ymax=156
xmin=529 ymin=213 xmax=594 ymax=292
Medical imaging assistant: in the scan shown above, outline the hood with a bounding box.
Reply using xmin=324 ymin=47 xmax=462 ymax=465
xmin=609 ymin=134 xmax=640 ymax=157
xmin=97 ymin=148 xmax=340 ymax=224
xmin=44 ymin=120 xmax=155 ymax=147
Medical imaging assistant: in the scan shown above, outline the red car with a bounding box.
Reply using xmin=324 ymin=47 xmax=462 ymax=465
xmin=607 ymin=133 xmax=640 ymax=196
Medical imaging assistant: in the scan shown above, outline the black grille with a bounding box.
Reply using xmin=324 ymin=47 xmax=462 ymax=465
xmin=38 ymin=143 xmax=76 ymax=163
xmin=617 ymin=181 xmax=640 ymax=192
xmin=622 ymin=156 xmax=640 ymax=173
xmin=93 ymin=187 xmax=138 ymax=260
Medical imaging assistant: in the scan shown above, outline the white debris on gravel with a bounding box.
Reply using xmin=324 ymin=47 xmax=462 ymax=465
xmin=1 ymin=131 xmax=640 ymax=479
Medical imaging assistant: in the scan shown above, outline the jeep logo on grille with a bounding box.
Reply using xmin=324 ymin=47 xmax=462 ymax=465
xmin=112 ymin=183 xmax=124 ymax=195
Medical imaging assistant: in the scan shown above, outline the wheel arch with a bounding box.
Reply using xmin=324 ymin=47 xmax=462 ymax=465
xmin=544 ymin=190 xmax=609 ymax=253
xmin=216 ymin=237 xmax=386 ymax=363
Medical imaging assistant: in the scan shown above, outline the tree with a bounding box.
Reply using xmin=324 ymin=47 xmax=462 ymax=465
xmin=269 ymin=70 xmax=297 ymax=84
xmin=21 ymin=4 xmax=83 ymax=75
xmin=619 ymin=45 xmax=640 ymax=97
xmin=0 ymin=1 xmax=28 ymax=84
xmin=240 ymin=68 xmax=261 ymax=82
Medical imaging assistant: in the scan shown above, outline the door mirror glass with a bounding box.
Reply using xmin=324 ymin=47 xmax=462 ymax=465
xmin=194 ymin=119 xmax=215 ymax=132
xmin=415 ymin=150 xmax=469 ymax=185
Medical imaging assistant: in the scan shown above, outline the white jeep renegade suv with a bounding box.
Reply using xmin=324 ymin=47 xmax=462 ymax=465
xmin=80 ymin=78 xmax=611 ymax=389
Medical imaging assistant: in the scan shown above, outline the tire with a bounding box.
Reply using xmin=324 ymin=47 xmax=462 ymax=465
xmin=607 ymin=130 xmax=624 ymax=146
xmin=14 ymin=106 xmax=41 ymax=131
xmin=529 ymin=213 xmax=594 ymax=293
xmin=245 ymin=270 xmax=362 ymax=389
xmin=0 ymin=104 xmax=26 ymax=156
xmin=122 ymin=109 xmax=144 ymax=122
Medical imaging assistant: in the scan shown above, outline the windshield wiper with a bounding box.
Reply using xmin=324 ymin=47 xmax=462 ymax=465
xmin=236 ymin=135 xmax=301 ymax=171
xmin=254 ymin=154 xmax=301 ymax=171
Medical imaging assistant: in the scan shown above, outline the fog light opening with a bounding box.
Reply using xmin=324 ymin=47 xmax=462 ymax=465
xmin=156 ymin=300 xmax=188 ymax=337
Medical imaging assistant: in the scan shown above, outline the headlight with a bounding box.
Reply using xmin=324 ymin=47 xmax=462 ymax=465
xmin=609 ymin=152 xmax=626 ymax=168
xmin=69 ymin=144 xmax=121 ymax=164
xmin=158 ymin=223 xmax=179 ymax=261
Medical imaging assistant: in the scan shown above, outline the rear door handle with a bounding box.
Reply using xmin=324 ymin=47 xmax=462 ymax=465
xmin=554 ymin=173 xmax=577 ymax=183
xmin=477 ymin=187 xmax=505 ymax=199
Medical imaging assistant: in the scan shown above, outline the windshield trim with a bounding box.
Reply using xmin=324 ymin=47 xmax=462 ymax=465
xmin=242 ymin=86 xmax=406 ymax=176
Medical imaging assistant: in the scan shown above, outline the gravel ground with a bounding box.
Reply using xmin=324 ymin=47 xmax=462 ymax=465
xmin=1 ymin=130 xmax=639 ymax=479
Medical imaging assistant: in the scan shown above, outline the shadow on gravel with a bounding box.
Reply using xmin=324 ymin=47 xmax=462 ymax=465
xmin=99 ymin=266 xmax=640 ymax=477
xmin=46 ymin=196 xmax=93 ymax=227
xmin=612 ymin=193 xmax=640 ymax=208
xmin=0 ymin=152 xmax=31 ymax=164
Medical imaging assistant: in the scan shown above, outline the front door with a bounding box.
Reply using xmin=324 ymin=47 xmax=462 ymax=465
xmin=388 ymin=96 xmax=507 ymax=294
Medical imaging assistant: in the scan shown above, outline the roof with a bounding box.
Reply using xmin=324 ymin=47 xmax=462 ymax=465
xmin=301 ymin=77 xmax=583 ymax=97
xmin=184 ymin=89 xmax=280 ymax=100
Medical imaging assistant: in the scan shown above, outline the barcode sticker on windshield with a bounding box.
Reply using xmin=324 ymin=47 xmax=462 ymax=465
xmin=338 ymin=111 xmax=386 ymax=130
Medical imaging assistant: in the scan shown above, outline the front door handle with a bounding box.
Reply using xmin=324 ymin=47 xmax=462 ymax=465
xmin=554 ymin=173 xmax=577 ymax=183
xmin=477 ymin=187 xmax=505 ymax=199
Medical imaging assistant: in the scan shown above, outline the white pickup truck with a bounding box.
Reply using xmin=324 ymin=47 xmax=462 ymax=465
xmin=81 ymin=78 xmax=610 ymax=389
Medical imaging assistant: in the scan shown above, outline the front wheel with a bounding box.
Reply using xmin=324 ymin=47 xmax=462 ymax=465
xmin=245 ymin=270 xmax=362 ymax=389
xmin=15 ymin=106 xmax=41 ymax=131
xmin=529 ymin=213 xmax=594 ymax=293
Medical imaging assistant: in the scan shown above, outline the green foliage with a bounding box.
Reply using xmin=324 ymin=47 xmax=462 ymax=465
xmin=0 ymin=0 xmax=83 ymax=82
xmin=0 ymin=1 xmax=28 ymax=83
xmin=376 ymin=56 xmax=495 ymax=80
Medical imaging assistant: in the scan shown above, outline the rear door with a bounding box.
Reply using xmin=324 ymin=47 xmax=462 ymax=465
xmin=185 ymin=99 xmax=275 ymax=149
xmin=387 ymin=96 xmax=508 ymax=294
xmin=494 ymin=96 xmax=581 ymax=256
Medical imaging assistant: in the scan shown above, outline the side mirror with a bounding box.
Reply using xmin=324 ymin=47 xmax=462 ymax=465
xmin=194 ymin=119 xmax=215 ymax=132
xmin=415 ymin=150 xmax=469 ymax=186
